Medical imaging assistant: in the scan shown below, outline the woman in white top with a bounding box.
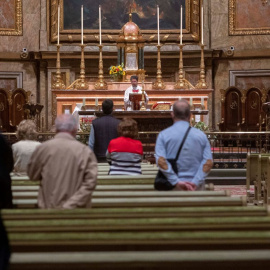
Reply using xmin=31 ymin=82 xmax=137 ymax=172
xmin=12 ymin=120 xmax=41 ymax=175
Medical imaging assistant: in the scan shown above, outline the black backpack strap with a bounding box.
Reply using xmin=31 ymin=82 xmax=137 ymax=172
xmin=174 ymin=126 xmax=191 ymax=161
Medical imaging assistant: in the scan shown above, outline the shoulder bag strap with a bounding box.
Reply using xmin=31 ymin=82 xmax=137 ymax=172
xmin=174 ymin=126 xmax=191 ymax=161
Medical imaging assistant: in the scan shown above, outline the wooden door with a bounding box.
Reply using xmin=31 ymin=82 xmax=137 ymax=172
xmin=0 ymin=89 xmax=9 ymax=131
xmin=225 ymin=88 xmax=242 ymax=131
xmin=246 ymin=88 xmax=261 ymax=131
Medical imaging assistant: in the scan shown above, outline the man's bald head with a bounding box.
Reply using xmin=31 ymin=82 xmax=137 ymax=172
xmin=172 ymin=100 xmax=191 ymax=122
xmin=55 ymin=114 xmax=78 ymax=136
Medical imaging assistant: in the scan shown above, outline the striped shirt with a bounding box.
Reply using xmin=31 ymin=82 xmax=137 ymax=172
xmin=106 ymin=137 xmax=143 ymax=175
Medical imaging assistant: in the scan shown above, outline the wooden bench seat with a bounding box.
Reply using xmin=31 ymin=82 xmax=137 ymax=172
xmin=11 ymin=190 xmax=230 ymax=200
xmin=12 ymin=196 xmax=246 ymax=209
xmin=5 ymin=215 xmax=270 ymax=233
xmin=3 ymin=206 xmax=268 ymax=220
xmin=9 ymin=250 xmax=270 ymax=270
xmin=8 ymin=229 xmax=270 ymax=252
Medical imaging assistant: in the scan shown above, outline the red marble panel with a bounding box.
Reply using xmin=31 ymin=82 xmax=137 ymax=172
xmin=0 ymin=0 xmax=15 ymax=29
xmin=235 ymin=0 xmax=270 ymax=29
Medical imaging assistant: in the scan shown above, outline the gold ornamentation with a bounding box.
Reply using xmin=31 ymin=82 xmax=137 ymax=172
xmin=230 ymin=100 xmax=238 ymax=109
xmin=220 ymin=89 xmax=226 ymax=103
xmin=195 ymin=44 xmax=208 ymax=89
xmin=49 ymin=0 xmax=199 ymax=44
xmin=16 ymin=103 xmax=22 ymax=111
xmin=94 ymin=45 xmax=108 ymax=90
xmin=175 ymin=44 xmax=195 ymax=89
xmin=229 ymin=0 xmax=270 ymax=35
xmin=152 ymin=45 xmax=165 ymax=90
xmin=261 ymin=0 xmax=268 ymax=5
xmin=0 ymin=0 xmax=22 ymax=36
xmin=52 ymin=45 xmax=66 ymax=90
xmin=0 ymin=102 xmax=4 ymax=112
xmin=74 ymin=45 xmax=89 ymax=90
xmin=251 ymin=100 xmax=258 ymax=110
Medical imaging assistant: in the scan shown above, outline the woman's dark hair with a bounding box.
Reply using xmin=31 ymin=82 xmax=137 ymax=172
xmin=118 ymin=118 xmax=138 ymax=139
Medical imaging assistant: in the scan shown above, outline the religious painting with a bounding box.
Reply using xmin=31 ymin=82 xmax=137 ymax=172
xmin=229 ymin=0 xmax=270 ymax=35
xmin=63 ymin=0 xmax=186 ymax=30
xmin=0 ymin=0 xmax=22 ymax=36
xmin=49 ymin=0 xmax=201 ymax=44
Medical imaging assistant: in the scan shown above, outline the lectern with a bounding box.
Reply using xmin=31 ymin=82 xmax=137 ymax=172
xmin=129 ymin=93 xmax=142 ymax=110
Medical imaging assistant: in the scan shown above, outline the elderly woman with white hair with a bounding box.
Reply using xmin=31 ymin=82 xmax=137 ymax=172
xmin=27 ymin=114 xmax=97 ymax=209
xmin=12 ymin=120 xmax=41 ymax=175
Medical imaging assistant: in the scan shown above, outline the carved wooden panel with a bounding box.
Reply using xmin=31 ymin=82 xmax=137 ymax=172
xmin=246 ymin=88 xmax=261 ymax=131
xmin=10 ymin=89 xmax=27 ymax=129
xmin=0 ymin=89 xmax=9 ymax=131
xmin=225 ymin=88 xmax=242 ymax=131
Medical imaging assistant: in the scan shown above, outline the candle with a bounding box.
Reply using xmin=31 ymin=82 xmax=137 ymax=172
xmin=201 ymin=5 xmax=204 ymax=45
xmin=189 ymin=97 xmax=193 ymax=106
xmin=81 ymin=5 xmax=83 ymax=45
xmin=82 ymin=98 xmax=85 ymax=106
xmin=157 ymin=5 xmax=160 ymax=45
xmin=57 ymin=5 xmax=60 ymax=45
xmin=180 ymin=5 xmax=182 ymax=45
xmin=179 ymin=97 xmax=182 ymax=100
xmin=99 ymin=5 xmax=102 ymax=45
xmin=201 ymin=97 xmax=204 ymax=106
xmin=95 ymin=98 xmax=98 ymax=106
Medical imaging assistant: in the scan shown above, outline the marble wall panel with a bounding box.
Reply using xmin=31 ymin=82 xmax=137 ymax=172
xmin=0 ymin=0 xmax=40 ymax=52
xmin=210 ymin=0 xmax=270 ymax=50
xmin=234 ymin=0 xmax=270 ymax=29
xmin=0 ymin=62 xmax=37 ymax=100
xmin=0 ymin=0 xmax=16 ymax=29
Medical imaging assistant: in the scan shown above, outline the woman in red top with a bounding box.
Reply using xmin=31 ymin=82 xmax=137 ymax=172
xmin=106 ymin=118 xmax=143 ymax=175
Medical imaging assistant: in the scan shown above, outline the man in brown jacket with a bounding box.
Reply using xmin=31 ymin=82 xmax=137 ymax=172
xmin=27 ymin=114 xmax=97 ymax=209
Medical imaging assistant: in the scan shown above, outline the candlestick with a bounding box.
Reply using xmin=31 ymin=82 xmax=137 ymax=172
xmin=57 ymin=5 xmax=60 ymax=45
xmin=180 ymin=5 xmax=182 ymax=45
xmin=157 ymin=5 xmax=160 ymax=45
xmin=82 ymin=98 xmax=86 ymax=106
xmin=95 ymin=98 xmax=98 ymax=106
xmin=81 ymin=5 xmax=84 ymax=45
xmin=190 ymin=97 xmax=193 ymax=106
xmin=201 ymin=97 xmax=204 ymax=106
xmin=99 ymin=5 xmax=102 ymax=45
xmin=201 ymin=5 xmax=204 ymax=45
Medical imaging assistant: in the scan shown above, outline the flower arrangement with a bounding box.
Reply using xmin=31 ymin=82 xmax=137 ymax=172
xmin=109 ymin=63 xmax=125 ymax=80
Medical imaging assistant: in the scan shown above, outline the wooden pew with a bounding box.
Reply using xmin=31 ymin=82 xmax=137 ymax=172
xmin=3 ymin=206 xmax=269 ymax=220
xmin=7 ymin=226 xmax=270 ymax=252
xmin=9 ymin=250 xmax=270 ymax=270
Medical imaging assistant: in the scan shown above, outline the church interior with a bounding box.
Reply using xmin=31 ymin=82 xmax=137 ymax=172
xmin=2 ymin=0 xmax=270 ymax=269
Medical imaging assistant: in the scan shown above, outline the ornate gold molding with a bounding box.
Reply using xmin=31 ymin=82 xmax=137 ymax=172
xmin=229 ymin=0 xmax=270 ymax=35
xmin=49 ymin=0 xmax=201 ymax=44
xmin=0 ymin=0 xmax=22 ymax=36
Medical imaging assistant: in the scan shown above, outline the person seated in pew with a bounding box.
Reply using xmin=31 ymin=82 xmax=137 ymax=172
xmin=106 ymin=118 xmax=143 ymax=175
xmin=27 ymin=114 xmax=97 ymax=209
xmin=0 ymin=134 xmax=13 ymax=209
xmin=12 ymin=120 xmax=41 ymax=176
xmin=155 ymin=99 xmax=213 ymax=191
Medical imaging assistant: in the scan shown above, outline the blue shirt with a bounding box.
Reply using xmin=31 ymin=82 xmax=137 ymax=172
xmin=88 ymin=124 xmax=94 ymax=150
xmin=155 ymin=120 xmax=212 ymax=187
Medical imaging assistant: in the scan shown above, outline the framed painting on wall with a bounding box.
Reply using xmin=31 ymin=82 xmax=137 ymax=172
xmin=49 ymin=0 xmax=202 ymax=44
xmin=0 ymin=0 xmax=22 ymax=36
xmin=229 ymin=0 xmax=270 ymax=35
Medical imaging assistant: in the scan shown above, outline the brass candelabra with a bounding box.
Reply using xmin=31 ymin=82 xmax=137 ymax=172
xmin=74 ymin=44 xmax=89 ymax=90
xmin=140 ymin=79 xmax=146 ymax=111
xmin=52 ymin=44 xmax=65 ymax=89
xmin=94 ymin=45 xmax=107 ymax=90
xmin=152 ymin=45 xmax=165 ymax=90
xmin=195 ymin=44 xmax=208 ymax=89
xmin=174 ymin=44 xmax=194 ymax=89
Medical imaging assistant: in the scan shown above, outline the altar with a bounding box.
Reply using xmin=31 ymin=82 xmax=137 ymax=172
xmin=79 ymin=110 xmax=209 ymax=132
